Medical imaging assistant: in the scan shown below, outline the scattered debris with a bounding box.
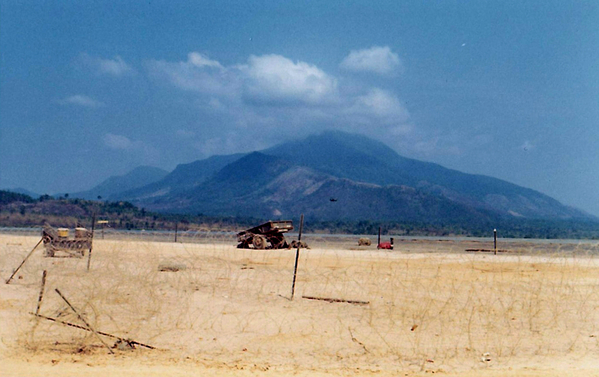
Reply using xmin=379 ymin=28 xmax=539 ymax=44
xmin=466 ymin=248 xmax=509 ymax=253
xmin=113 ymin=339 xmax=136 ymax=351
xmin=358 ymin=238 xmax=371 ymax=246
xmin=288 ymin=240 xmax=310 ymax=249
xmin=481 ymin=352 xmax=492 ymax=362
xmin=157 ymin=261 xmax=187 ymax=272
xmin=377 ymin=241 xmax=393 ymax=250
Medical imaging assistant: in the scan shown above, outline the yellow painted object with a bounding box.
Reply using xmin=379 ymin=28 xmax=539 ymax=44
xmin=57 ymin=228 xmax=69 ymax=238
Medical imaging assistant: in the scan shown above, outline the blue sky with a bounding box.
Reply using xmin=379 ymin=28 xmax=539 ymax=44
xmin=1 ymin=1 xmax=598 ymax=215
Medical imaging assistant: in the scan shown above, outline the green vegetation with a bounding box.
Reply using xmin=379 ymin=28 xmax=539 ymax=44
xmin=305 ymin=218 xmax=599 ymax=239
xmin=1 ymin=190 xmax=598 ymax=239
xmin=0 ymin=190 xmax=256 ymax=232
xmin=0 ymin=190 xmax=36 ymax=205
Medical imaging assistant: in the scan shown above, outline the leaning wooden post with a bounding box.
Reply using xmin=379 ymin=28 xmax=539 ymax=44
xmin=494 ymin=228 xmax=497 ymax=256
xmin=5 ymin=237 xmax=43 ymax=284
xmin=290 ymin=214 xmax=304 ymax=300
xmin=30 ymin=313 xmax=156 ymax=349
xmin=87 ymin=214 xmax=96 ymax=271
xmin=35 ymin=270 xmax=47 ymax=315
xmin=55 ymin=289 xmax=114 ymax=354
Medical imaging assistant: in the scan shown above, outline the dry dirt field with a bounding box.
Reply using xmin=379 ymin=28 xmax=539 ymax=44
xmin=2 ymin=233 xmax=599 ymax=376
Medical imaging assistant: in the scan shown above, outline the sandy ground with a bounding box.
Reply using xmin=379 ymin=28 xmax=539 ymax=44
xmin=2 ymin=233 xmax=599 ymax=376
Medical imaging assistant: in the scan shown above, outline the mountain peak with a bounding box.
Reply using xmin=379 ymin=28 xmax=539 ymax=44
xmin=267 ymin=130 xmax=400 ymax=164
xmin=108 ymin=131 xmax=593 ymax=222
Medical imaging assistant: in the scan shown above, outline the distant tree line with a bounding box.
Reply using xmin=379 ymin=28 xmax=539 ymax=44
xmin=1 ymin=190 xmax=598 ymax=239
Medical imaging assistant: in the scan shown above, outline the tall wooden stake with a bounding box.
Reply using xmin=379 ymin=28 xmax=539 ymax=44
xmin=174 ymin=222 xmax=178 ymax=243
xmin=35 ymin=270 xmax=47 ymax=315
xmin=87 ymin=214 xmax=96 ymax=271
xmin=290 ymin=214 xmax=304 ymax=300
xmin=494 ymin=228 xmax=497 ymax=256
xmin=6 ymin=237 xmax=43 ymax=284
xmin=55 ymin=289 xmax=114 ymax=354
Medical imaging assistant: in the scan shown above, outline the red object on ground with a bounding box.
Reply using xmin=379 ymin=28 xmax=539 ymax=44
xmin=377 ymin=242 xmax=393 ymax=250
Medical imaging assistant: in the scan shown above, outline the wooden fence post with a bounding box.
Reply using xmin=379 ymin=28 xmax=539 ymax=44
xmin=290 ymin=214 xmax=304 ymax=300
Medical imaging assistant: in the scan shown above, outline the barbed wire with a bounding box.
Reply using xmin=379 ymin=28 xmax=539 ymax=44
xmin=2 ymin=229 xmax=599 ymax=373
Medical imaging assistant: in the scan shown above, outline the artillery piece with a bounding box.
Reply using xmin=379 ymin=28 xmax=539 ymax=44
xmin=42 ymin=224 xmax=92 ymax=257
xmin=237 ymin=220 xmax=294 ymax=249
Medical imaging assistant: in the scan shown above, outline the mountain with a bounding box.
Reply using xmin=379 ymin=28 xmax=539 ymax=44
xmin=117 ymin=153 xmax=245 ymax=201
xmin=72 ymin=166 xmax=169 ymax=200
xmin=1 ymin=187 xmax=41 ymax=198
xmin=117 ymin=131 xmax=593 ymax=223
xmin=264 ymin=131 xmax=586 ymax=219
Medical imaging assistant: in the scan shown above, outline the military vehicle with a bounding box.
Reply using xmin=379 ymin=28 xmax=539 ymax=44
xmin=42 ymin=224 xmax=92 ymax=257
xmin=237 ymin=220 xmax=294 ymax=249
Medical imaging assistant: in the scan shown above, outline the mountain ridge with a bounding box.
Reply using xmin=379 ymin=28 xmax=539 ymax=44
xmin=72 ymin=166 xmax=169 ymax=200
xmin=93 ymin=131 xmax=594 ymax=223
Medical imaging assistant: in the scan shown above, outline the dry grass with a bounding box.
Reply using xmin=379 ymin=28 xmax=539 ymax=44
xmin=2 ymin=233 xmax=599 ymax=376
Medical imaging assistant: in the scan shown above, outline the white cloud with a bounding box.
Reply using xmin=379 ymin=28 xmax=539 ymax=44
xmin=147 ymin=53 xmax=337 ymax=106
xmin=60 ymin=94 xmax=104 ymax=107
xmin=146 ymin=50 xmax=419 ymax=155
xmin=188 ymin=52 xmax=223 ymax=69
xmin=241 ymin=54 xmax=338 ymax=105
xmin=349 ymin=88 xmax=409 ymax=123
xmin=103 ymin=133 xmax=132 ymax=149
xmin=340 ymin=46 xmax=402 ymax=75
xmin=147 ymin=53 xmax=239 ymax=97
xmin=80 ymin=54 xmax=134 ymax=76
xmin=98 ymin=56 xmax=134 ymax=76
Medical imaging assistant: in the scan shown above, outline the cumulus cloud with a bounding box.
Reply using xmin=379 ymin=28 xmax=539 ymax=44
xmin=340 ymin=46 xmax=402 ymax=75
xmin=148 ymin=53 xmax=337 ymax=106
xmin=147 ymin=52 xmax=239 ymax=97
xmin=146 ymin=50 xmax=417 ymax=156
xmin=80 ymin=53 xmax=135 ymax=76
xmin=59 ymin=94 xmax=104 ymax=107
xmin=349 ymin=88 xmax=409 ymax=123
xmin=103 ymin=133 xmax=133 ymax=149
xmin=241 ymin=54 xmax=338 ymax=105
